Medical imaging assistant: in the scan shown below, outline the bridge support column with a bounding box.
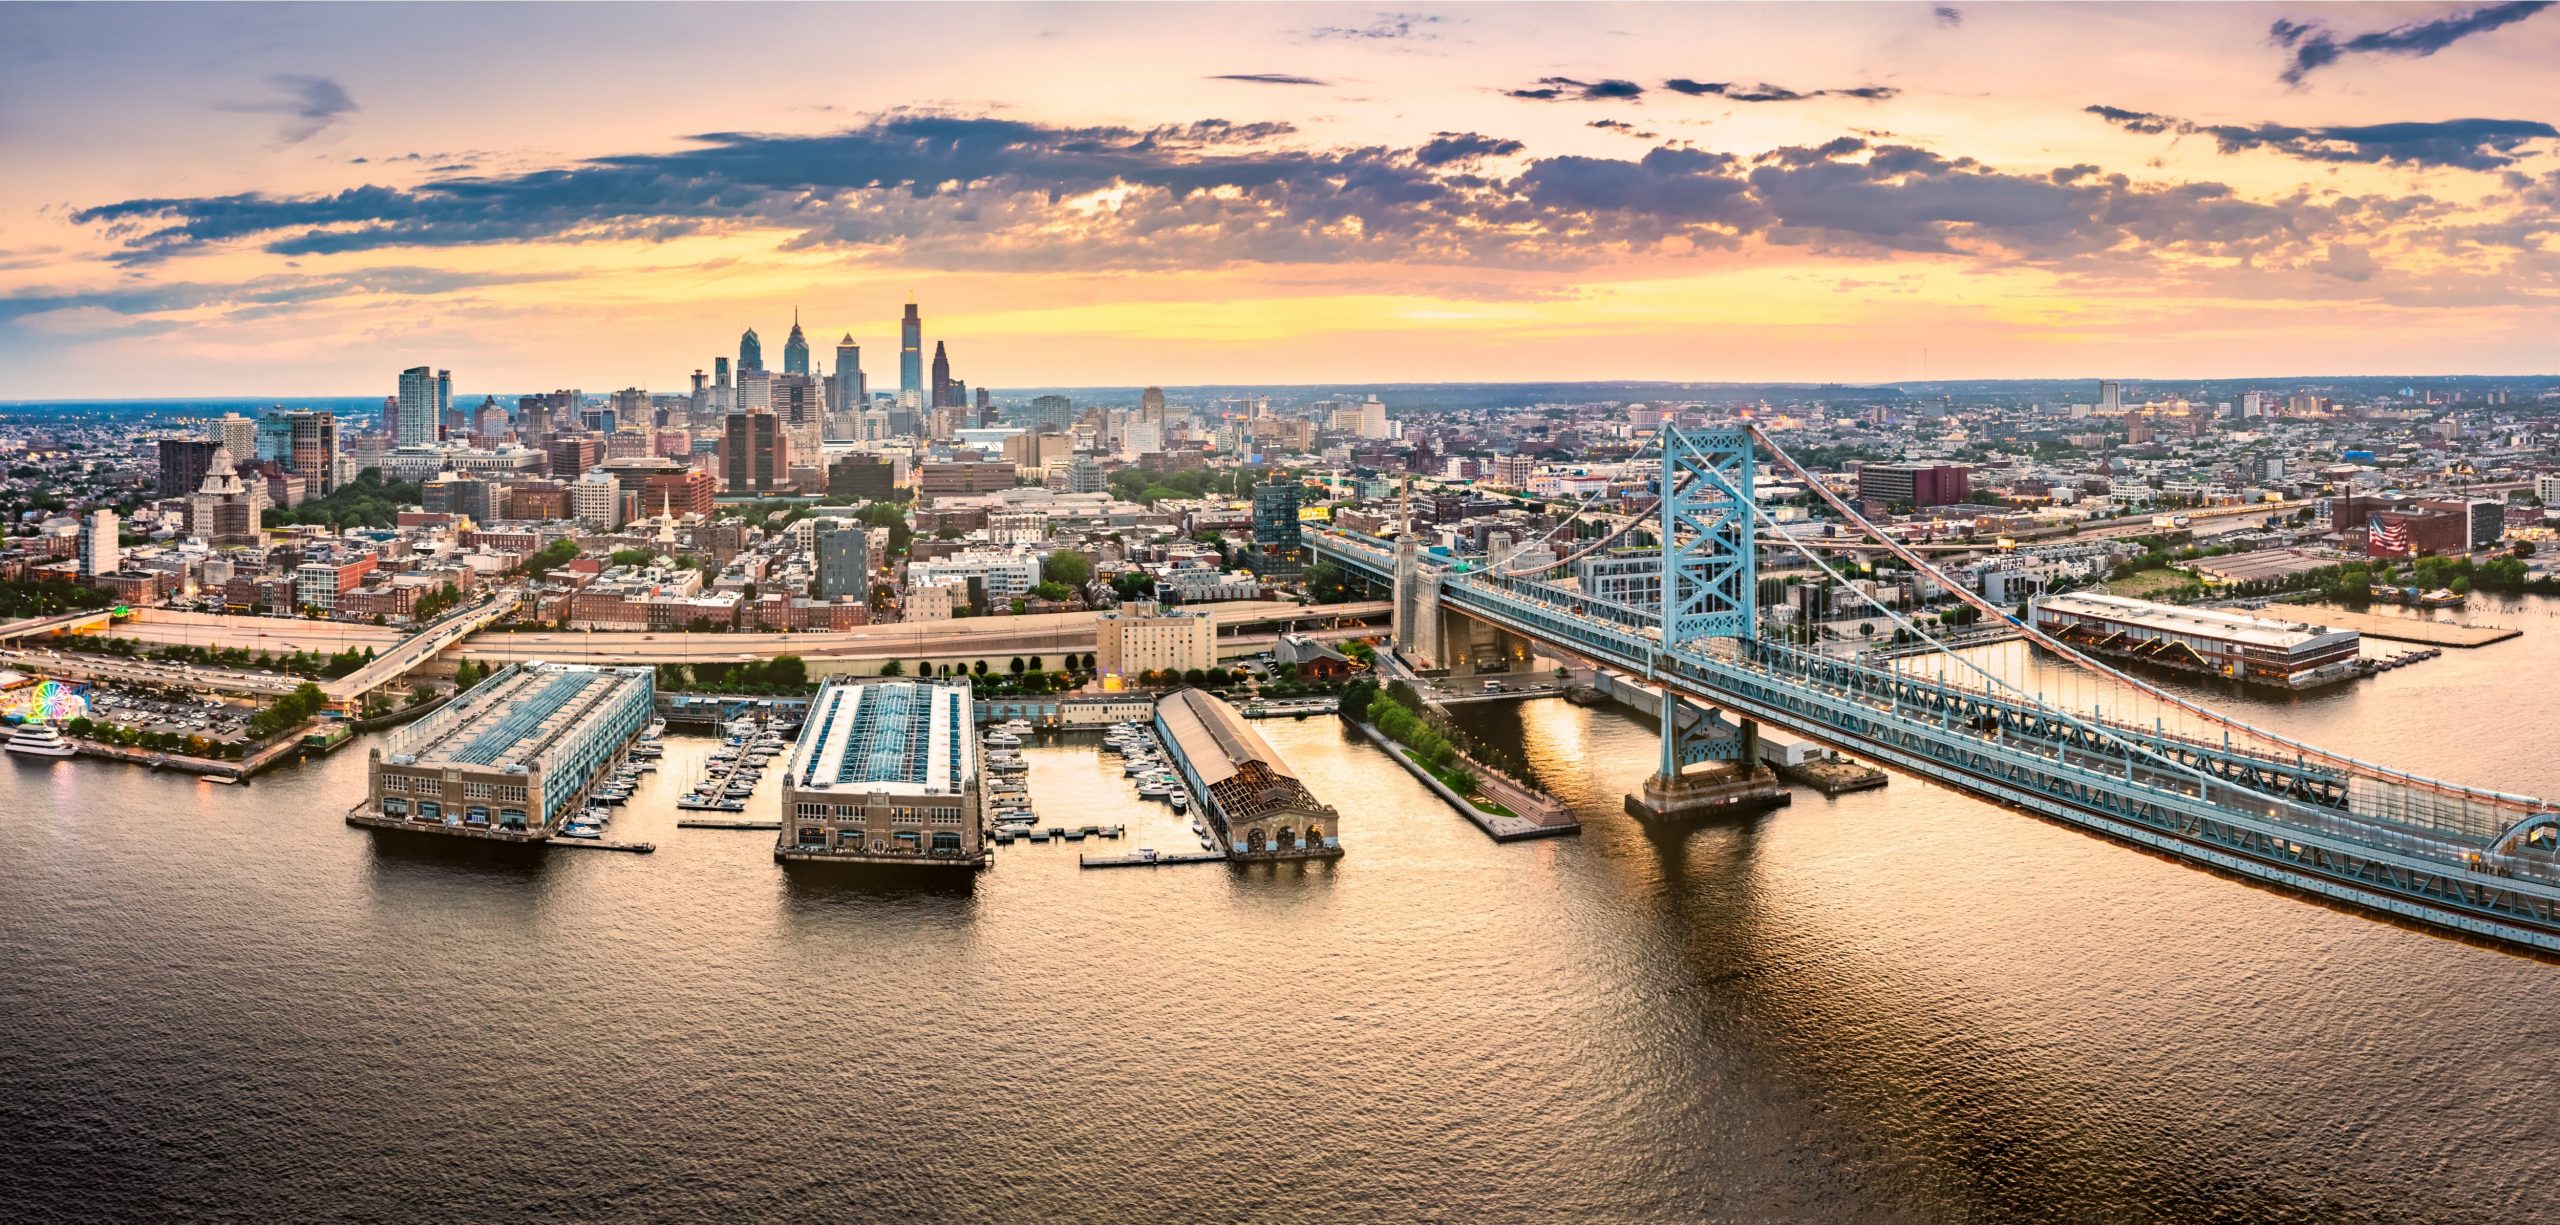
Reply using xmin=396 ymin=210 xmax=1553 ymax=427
xmin=1627 ymin=690 xmax=1789 ymax=824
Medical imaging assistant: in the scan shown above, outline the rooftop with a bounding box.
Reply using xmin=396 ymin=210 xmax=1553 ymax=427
xmin=386 ymin=663 xmax=652 ymax=774
xmin=2038 ymin=591 xmax=2355 ymax=651
xmin=791 ymin=680 xmax=973 ymax=796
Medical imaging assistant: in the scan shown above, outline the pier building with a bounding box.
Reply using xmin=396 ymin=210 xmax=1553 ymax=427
xmin=1155 ymin=688 xmax=1344 ymax=861
xmin=2031 ymin=593 xmax=2362 ymax=689
xmin=778 ymin=680 xmax=986 ymax=869
xmin=353 ymin=662 xmax=654 ymax=841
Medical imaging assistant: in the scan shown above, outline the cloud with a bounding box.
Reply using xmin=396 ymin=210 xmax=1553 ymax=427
xmin=2086 ymin=104 xmax=2557 ymax=171
xmin=1304 ymin=12 xmax=1444 ymax=41
xmin=1662 ymin=80 xmax=1899 ymax=102
xmin=214 ymin=73 xmax=358 ymax=144
xmin=57 ymin=110 xmax=2496 ymax=301
xmin=2271 ymin=1 xmax=2553 ymax=85
xmin=0 ymin=266 xmax=563 ymax=328
xmin=1933 ymin=6 xmax=1964 ymax=27
xmin=1588 ymin=119 xmax=1662 ymax=139
xmin=1504 ymin=76 xmax=1645 ymax=101
xmin=1414 ymin=132 xmax=1524 ymax=166
xmin=1209 ymin=73 xmax=1330 ymax=86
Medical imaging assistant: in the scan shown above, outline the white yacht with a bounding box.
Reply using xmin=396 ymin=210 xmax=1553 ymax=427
xmin=5 ymin=720 xmax=76 ymax=758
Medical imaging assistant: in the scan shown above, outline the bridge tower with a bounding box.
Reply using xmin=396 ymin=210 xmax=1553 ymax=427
xmin=1629 ymin=423 xmax=1790 ymax=823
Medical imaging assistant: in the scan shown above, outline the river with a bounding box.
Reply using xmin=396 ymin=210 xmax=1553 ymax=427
xmin=4 ymin=602 xmax=2558 ymax=1222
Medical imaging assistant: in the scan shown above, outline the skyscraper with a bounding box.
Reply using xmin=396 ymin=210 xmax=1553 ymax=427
xmin=739 ymin=327 xmax=764 ymax=374
xmin=930 ymin=340 xmax=954 ymax=409
xmin=783 ymin=310 xmax=810 ymax=376
xmin=722 ymin=409 xmax=789 ymax=493
xmin=1141 ymin=387 xmax=1166 ymax=422
xmin=899 ymin=299 xmax=923 ymax=405
xmin=436 ymin=370 xmax=453 ymax=439
xmin=79 ymin=509 xmax=120 ymax=579
xmin=397 ymin=366 xmax=437 ymax=448
xmin=833 ymin=335 xmax=864 ymax=413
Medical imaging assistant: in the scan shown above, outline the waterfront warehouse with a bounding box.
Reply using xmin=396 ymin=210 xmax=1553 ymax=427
xmin=1155 ymin=688 xmax=1344 ymax=861
xmin=354 ymin=662 xmax=654 ymax=841
xmin=2031 ymin=592 xmax=2362 ymax=689
xmin=777 ymin=679 xmax=986 ymax=870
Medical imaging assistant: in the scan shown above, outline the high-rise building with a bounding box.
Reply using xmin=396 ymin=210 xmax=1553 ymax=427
xmin=783 ymin=310 xmax=810 ymax=376
xmin=548 ymin=435 xmax=600 ymax=479
xmin=833 ymin=335 xmax=864 ymax=413
xmin=737 ymin=368 xmax=772 ymax=413
xmin=2099 ymin=380 xmax=2122 ymax=414
xmin=1140 ymin=387 xmax=1166 ymax=421
xmin=721 ymin=410 xmax=789 ymax=493
xmin=571 ymin=469 xmax=622 ymax=529
xmin=396 ymin=367 xmax=438 ymax=448
xmin=266 ymin=410 xmax=340 ymax=494
xmin=739 ymin=327 xmax=764 ymax=374
xmin=713 ymin=355 xmax=734 ymax=415
xmin=1252 ymin=480 xmax=1303 ymax=551
xmin=79 ymin=509 xmax=120 ymax=579
xmin=1855 ymin=463 xmax=1972 ymax=510
xmin=158 ymin=437 xmax=220 ymax=497
xmin=930 ymin=340 xmax=954 ymax=409
xmin=189 ymin=448 xmax=265 ymax=548
xmin=379 ymin=396 xmax=398 ymax=440
xmin=215 ymin=412 xmax=258 ymax=462
xmin=899 ymin=299 xmax=923 ymax=404
xmin=435 ymin=369 xmax=453 ymax=437
xmin=812 ymin=520 xmax=870 ymax=603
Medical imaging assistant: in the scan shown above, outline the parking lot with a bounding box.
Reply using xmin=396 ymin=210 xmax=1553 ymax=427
xmin=79 ymin=686 xmax=252 ymax=742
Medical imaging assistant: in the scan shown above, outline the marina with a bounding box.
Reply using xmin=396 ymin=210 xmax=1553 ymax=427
xmin=345 ymin=662 xmax=655 ymax=844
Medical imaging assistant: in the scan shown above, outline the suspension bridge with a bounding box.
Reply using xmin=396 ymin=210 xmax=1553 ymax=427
xmin=1310 ymin=423 xmax=2560 ymax=955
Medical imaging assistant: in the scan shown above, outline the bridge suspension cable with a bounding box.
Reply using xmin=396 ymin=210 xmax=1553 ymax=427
xmin=1743 ymin=421 xmax=2545 ymax=816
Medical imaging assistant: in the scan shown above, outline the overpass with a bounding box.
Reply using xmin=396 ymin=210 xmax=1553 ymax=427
xmin=0 ymin=608 xmax=119 ymax=642
xmin=1312 ymin=423 xmax=2560 ymax=955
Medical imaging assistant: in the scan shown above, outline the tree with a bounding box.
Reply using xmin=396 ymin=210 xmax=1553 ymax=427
xmin=1009 ymin=656 xmax=1026 ymax=675
xmin=972 ymin=659 xmax=989 ymax=676
xmin=1027 ymin=656 xmax=1043 ymax=672
xmin=1041 ymin=550 xmax=1093 ymax=590
xmin=879 ymin=660 xmax=904 ymax=677
xmin=918 ymin=659 xmax=933 ymax=677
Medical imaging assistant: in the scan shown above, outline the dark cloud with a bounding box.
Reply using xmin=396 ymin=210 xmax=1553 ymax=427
xmin=1209 ymin=73 xmax=1330 ymax=86
xmin=1588 ymin=119 xmax=1661 ymax=139
xmin=58 ymin=111 xmax=2447 ymax=290
xmin=1504 ymin=76 xmax=1645 ymax=101
xmin=1662 ymin=79 xmax=1899 ymax=103
xmin=0 ymin=266 xmax=561 ymax=326
xmin=2272 ymin=1 xmax=2552 ymax=85
xmin=1304 ymin=13 xmax=1444 ymax=41
xmin=2087 ymin=104 xmax=2557 ymax=171
xmin=1414 ymin=132 xmax=1524 ymax=166
xmin=1933 ymin=6 xmax=1964 ymax=27
xmin=214 ymin=73 xmax=357 ymax=144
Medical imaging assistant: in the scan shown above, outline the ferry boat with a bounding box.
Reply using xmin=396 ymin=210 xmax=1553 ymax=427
xmin=5 ymin=720 xmax=76 ymax=758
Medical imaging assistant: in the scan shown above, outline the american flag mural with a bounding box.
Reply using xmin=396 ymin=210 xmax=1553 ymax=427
xmin=2368 ymin=512 xmax=2413 ymax=558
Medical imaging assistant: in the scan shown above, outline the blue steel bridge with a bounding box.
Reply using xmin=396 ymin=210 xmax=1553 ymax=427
xmin=1310 ymin=424 xmax=2560 ymax=955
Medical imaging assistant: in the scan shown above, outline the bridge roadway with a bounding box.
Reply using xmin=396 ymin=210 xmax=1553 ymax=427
xmin=1311 ymin=527 xmax=2560 ymax=953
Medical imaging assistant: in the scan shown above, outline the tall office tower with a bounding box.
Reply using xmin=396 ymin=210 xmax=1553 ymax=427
xmin=474 ymin=397 xmax=507 ymax=445
xmin=738 ymin=368 xmax=772 ymax=412
xmin=930 ymin=341 xmax=954 ymax=408
xmin=739 ymin=327 xmax=764 ymax=374
xmin=690 ymin=370 xmax=710 ymax=425
xmin=397 ymin=367 xmax=438 ymax=448
xmin=612 ymin=387 xmax=649 ymax=423
xmin=713 ymin=355 xmax=734 ymax=415
xmin=783 ymin=310 xmax=810 ymax=376
xmin=833 ymin=335 xmax=864 ymax=412
xmin=158 ymin=438 xmax=220 ymax=498
xmin=1141 ymin=387 xmax=1166 ymax=422
xmin=435 ymin=369 xmax=453 ymax=438
xmin=79 ymin=509 xmax=119 ymax=579
xmin=976 ymin=387 xmax=994 ymax=427
xmin=899 ymin=299 xmax=923 ymax=403
xmin=215 ymin=412 xmax=258 ymax=461
xmin=721 ymin=409 xmax=789 ymax=493
xmin=380 ymin=396 xmax=398 ymax=439
xmin=2099 ymin=379 xmax=2121 ymax=414
xmin=263 ymin=410 xmax=340 ymax=494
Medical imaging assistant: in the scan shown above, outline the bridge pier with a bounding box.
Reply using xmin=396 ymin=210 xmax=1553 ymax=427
xmin=1626 ymin=689 xmax=1789 ymax=823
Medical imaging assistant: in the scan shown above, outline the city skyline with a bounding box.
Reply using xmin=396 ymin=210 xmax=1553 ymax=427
xmin=5 ymin=2 xmax=2560 ymax=398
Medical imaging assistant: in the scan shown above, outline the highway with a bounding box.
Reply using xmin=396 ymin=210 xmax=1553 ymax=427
xmin=0 ymin=644 xmax=304 ymax=698
xmin=458 ymin=600 xmax=1391 ymax=667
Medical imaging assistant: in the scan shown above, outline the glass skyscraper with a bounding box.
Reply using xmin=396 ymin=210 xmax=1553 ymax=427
xmin=783 ymin=310 xmax=810 ymax=376
xmin=397 ymin=366 xmax=437 ymax=448
xmin=739 ymin=327 xmax=763 ymax=374
xmin=899 ymin=300 xmax=922 ymax=404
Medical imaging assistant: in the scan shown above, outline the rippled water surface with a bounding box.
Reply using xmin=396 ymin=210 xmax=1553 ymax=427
xmin=8 ymin=604 xmax=2560 ymax=1222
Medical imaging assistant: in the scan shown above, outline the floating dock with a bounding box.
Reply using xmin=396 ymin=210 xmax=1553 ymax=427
xmin=546 ymin=837 xmax=655 ymax=853
xmin=677 ymin=819 xmax=782 ymax=830
xmin=1079 ymin=851 xmax=1229 ymax=868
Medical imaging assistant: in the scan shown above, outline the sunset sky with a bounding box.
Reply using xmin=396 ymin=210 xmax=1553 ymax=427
xmin=3 ymin=1 xmax=2557 ymax=397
